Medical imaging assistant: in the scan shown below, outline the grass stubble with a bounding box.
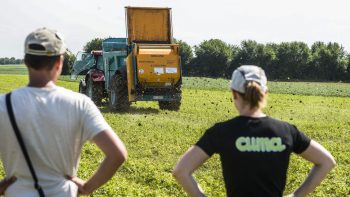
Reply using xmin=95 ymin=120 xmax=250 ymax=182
xmin=0 ymin=71 xmax=349 ymax=196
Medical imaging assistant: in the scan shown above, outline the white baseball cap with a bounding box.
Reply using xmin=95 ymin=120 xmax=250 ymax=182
xmin=230 ymin=65 xmax=268 ymax=93
xmin=25 ymin=27 xmax=66 ymax=56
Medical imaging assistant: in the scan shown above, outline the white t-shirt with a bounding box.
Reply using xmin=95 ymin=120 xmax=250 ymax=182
xmin=0 ymin=86 xmax=112 ymax=197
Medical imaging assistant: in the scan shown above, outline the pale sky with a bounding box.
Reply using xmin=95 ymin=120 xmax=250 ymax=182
xmin=1 ymin=0 xmax=350 ymax=58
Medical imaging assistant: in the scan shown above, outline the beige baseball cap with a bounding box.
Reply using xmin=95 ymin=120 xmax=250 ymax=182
xmin=25 ymin=27 xmax=66 ymax=56
xmin=230 ymin=65 xmax=268 ymax=93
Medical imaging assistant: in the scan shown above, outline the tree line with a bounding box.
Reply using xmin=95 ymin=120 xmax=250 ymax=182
xmin=0 ymin=52 xmax=75 ymax=75
xmin=177 ymin=39 xmax=350 ymax=81
xmin=0 ymin=57 xmax=23 ymax=65
xmin=76 ymin=38 xmax=350 ymax=81
xmin=4 ymin=38 xmax=350 ymax=81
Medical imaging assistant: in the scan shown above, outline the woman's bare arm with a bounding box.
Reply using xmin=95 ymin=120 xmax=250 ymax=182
xmin=286 ymin=140 xmax=336 ymax=197
xmin=173 ymin=146 xmax=210 ymax=197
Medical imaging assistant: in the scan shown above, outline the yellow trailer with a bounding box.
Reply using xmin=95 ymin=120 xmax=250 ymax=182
xmin=125 ymin=6 xmax=182 ymax=110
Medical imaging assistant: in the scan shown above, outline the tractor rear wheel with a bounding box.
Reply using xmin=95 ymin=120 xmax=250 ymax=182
xmin=109 ymin=74 xmax=130 ymax=111
xmin=79 ymin=79 xmax=87 ymax=95
xmin=86 ymin=78 xmax=104 ymax=106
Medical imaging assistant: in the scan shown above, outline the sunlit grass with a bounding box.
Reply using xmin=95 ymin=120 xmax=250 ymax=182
xmin=0 ymin=75 xmax=348 ymax=196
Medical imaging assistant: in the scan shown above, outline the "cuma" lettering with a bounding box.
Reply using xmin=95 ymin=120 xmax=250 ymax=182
xmin=235 ymin=136 xmax=286 ymax=152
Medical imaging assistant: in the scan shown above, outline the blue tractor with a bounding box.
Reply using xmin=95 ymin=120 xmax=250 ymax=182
xmin=71 ymin=38 xmax=130 ymax=110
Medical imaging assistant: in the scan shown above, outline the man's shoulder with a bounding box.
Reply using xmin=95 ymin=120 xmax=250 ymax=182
xmin=0 ymin=88 xmax=24 ymax=111
xmin=53 ymin=86 xmax=93 ymax=104
xmin=55 ymin=86 xmax=85 ymax=97
xmin=2 ymin=86 xmax=91 ymax=104
xmin=0 ymin=93 xmax=7 ymax=112
xmin=11 ymin=86 xmax=92 ymax=105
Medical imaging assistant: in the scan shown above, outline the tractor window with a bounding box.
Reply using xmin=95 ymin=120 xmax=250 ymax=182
xmin=96 ymin=56 xmax=104 ymax=70
xmin=108 ymin=56 xmax=117 ymax=70
xmin=76 ymin=52 xmax=88 ymax=61
xmin=117 ymin=57 xmax=126 ymax=67
xmin=70 ymin=53 xmax=96 ymax=79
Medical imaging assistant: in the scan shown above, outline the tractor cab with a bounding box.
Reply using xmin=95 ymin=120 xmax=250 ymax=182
xmin=101 ymin=38 xmax=128 ymax=91
xmin=71 ymin=38 xmax=128 ymax=106
xmin=70 ymin=50 xmax=105 ymax=104
xmin=71 ymin=51 xmax=96 ymax=79
xmin=71 ymin=51 xmax=104 ymax=79
xmin=92 ymin=51 xmax=103 ymax=70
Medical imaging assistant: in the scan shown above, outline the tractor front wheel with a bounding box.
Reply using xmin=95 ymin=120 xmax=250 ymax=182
xmin=79 ymin=79 xmax=87 ymax=95
xmin=86 ymin=78 xmax=104 ymax=106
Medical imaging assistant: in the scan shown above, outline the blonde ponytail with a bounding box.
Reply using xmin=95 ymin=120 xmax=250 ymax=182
xmin=243 ymin=81 xmax=266 ymax=109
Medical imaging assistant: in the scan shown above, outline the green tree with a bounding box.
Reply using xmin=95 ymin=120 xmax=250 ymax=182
xmin=3 ymin=57 xmax=10 ymax=65
xmin=347 ymin=54 xmax=350 ymax=79
xmin=15 ymin=59 xmax=23 ymax=64
xmin=83 ymin=38 xmax=103 ymax=53
xmin=274 ymin=42 xmax=311 ymax=80
xmin=261 ymin=43 xmax=279 ymax=78
xmin=173 ymin=39 xmax=193 ymax=75
xmin=192 ymin=39 xmax=233 ymax=77
xmin=230 ymin=40 xmax=276 ymax=77
xmin=10 ymin=57 xmax=16 ymax=64
xmin=62 ymin=49 xmax=76 ymax=75
xmin=311 ymin=42 xmax=348 ymax=80
xmin=0 ymin=57 xmax=23 ymax=65
xmin=231 ymin=40 xmax=261 ymax=66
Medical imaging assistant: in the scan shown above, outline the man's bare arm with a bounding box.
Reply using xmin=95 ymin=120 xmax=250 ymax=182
xmin=0 ymin=176 xmax=16 ymax=195
xmin=67 ymin=129 xmax=127 ymax=195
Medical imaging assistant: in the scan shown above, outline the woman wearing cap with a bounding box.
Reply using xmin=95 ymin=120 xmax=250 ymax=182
xmin=173 ymin=65 xmax=335 ymax=197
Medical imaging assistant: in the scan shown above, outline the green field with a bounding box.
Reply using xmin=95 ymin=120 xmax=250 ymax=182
xmin=0 ymin=72 xmax=349 ymax=196
xmin=2 ymin=64 xmax=350 ymax=97
xmin=0 ymin=64 xmax=28 ymax=75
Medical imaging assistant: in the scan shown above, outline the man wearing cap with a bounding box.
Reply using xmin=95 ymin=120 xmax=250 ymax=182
xmin=0 ymin=28 xmax=127 ymax=196
xmin=173 ymin=65 xmax=335 ymax=197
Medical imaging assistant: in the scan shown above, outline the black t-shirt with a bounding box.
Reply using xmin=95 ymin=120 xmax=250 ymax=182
xmin=196 ymin=116 xmax=311 ymax=197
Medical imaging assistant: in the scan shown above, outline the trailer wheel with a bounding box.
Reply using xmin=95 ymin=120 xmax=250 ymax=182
xmin=79 ymin=79 xmax=87 ymax=95
xmin=159 ymin=87 xmax=182 ymax=111
xmin=86 ymin=78 xmax=103 ymax=106
xmin=159 ymin=86 xmax=182 ymax=111
xmin=159 ymin=100 xmax=181 ymax=111
xmin=109 ymin=74 xmax=130 ymax=111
